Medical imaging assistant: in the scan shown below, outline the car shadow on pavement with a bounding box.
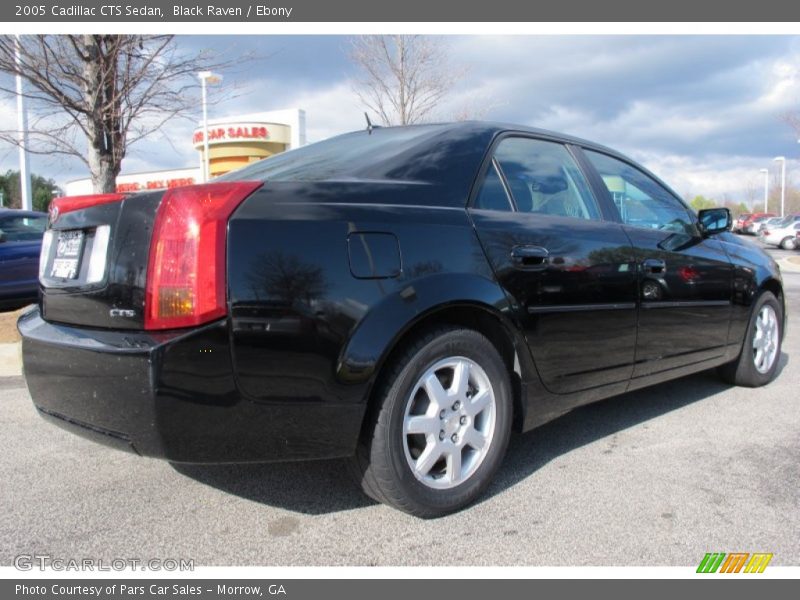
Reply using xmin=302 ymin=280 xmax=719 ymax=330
xmin=484 ymin=351 xmax=789 ymax=505
xmin=172 ymin=352 xmax=788 ymax=516
xmin=171 ymin=458 xmax=378 ymax=515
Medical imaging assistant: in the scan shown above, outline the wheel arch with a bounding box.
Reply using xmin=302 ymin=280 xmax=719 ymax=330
xmin=759 ymin=276 xmax=786 ymax=331
xmin=337 ymin=274 xmax=534 ymax=435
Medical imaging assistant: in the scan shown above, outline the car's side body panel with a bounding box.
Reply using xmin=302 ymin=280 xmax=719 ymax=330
xmin=716 ymin=231 xmax=787 ymax=346
xmin=226 ymin=188 xmax=522 ymax=416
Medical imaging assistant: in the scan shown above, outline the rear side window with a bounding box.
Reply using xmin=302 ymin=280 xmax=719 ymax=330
xmin=493 ymin=138 xmax=601 ymax=221
xmin=473 ymin=162 xmax=513 ymax=211
xmin=585 ymin=150 xmax=695 ymax=234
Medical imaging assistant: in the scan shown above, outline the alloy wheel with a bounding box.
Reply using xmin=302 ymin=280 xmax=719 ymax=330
xmin=402 ymin=357 xmax=497 ymax=490
xmin=753 ymin=304 xmax=779 ymax=374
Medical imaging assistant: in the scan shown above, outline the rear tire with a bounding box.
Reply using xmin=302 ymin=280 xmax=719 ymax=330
xmin=718 ymin=291 xmax=782 ymax=387
xmin=350 ymin=327 xmax=513 ymax=518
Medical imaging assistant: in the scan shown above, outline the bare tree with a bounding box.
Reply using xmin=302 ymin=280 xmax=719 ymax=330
xmin=0 ymin=35 xmax=236 ymax=193
xmin=349 ymin=35 xmax=464 ymax=126
xmin=742 ymin=176 xmax=759 ymax=210
xmin=784 ymin=112 xmax=800 ymax=139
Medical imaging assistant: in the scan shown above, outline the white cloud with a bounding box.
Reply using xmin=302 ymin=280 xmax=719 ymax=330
xmin=279 ymin=81 xmax=364 ymax=142
xmin=2 ymin=34 xmax=800 ymax=202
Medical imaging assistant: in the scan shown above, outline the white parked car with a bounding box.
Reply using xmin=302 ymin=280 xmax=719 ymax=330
xmin=762 ymin=221 xmax=800 ymax=249
xmin=757 ymin=217 xmax=785 ymax=238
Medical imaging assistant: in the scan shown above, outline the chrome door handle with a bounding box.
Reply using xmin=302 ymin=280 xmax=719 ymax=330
xmin=642 ymin=258 xmax=666 ymax=274
xmin=511 ymin=245 xmax=549 ymax=270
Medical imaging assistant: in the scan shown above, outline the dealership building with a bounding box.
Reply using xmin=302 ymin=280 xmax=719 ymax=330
xmin=64 ymin=108 xmax=306 ymax=196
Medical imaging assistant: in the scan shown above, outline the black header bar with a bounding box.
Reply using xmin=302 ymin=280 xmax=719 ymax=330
xmin=3 ymin=0 xmax=800 ymax=22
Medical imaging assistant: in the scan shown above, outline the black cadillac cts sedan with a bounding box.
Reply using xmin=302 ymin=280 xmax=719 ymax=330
xmin=19 ymin=122 xmax=785 ymax=517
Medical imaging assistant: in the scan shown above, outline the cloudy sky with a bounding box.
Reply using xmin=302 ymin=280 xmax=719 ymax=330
xmin=1 ymin=34 xmax=799 ymax=202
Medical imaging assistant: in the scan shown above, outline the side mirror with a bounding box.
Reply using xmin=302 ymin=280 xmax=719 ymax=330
xmin=697 ymin=208 xmax=731 ymax=236
xmin=0 ymin=232 xmax=6 ymax=243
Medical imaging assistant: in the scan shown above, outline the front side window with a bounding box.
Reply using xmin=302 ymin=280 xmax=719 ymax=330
xmin=492 ymin=138 xmax=601 ymax=221
xmin=585 ymin=150 xmax=695 ymax=234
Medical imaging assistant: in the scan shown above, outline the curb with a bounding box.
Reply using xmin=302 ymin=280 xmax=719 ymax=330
xmin=0 ymin=342 xmax=22 ymax=378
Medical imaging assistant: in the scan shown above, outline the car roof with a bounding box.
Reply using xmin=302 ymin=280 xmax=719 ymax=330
xmin=222 ymin=120 xmax=686 ymax=206
xmin=376 ymin=120 xmax=640 ymax=160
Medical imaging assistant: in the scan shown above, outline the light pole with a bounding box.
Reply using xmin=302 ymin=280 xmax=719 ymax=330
xmin=759 ymin=168 xmax=769 ymax=213
xmin=773 ymin=156 xmax=786 ymax=218
xmin=198 ymin=70 xmax=223 ymax=183
xmin=15 ymin=35 xmax=32 ymax=211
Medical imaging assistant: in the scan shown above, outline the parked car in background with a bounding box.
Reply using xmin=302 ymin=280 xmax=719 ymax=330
xmin=733 ymin=213 xmax=752 ymax=233
xmin=756 ymin=216 xmax=785 ymax=238
xmin=759 ymin=215 xmax=800 ymax=242
xmin=0 ymin=209 xmax=48 ymax=310
xmin=18 ymin=122 xmax=786 ymax=517
xmin=743 ymin=213 xmax=777 ymax=234
xmin=761 ymin=220 xmax=800 ymax=249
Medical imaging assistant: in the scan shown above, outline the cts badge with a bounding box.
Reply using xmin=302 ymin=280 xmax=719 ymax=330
xmin=109 ymin=309 xmax=136 ymax=318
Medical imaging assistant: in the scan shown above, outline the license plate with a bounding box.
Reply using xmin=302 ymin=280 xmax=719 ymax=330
xmin=50 ymin=230 xmax=84 ymax=279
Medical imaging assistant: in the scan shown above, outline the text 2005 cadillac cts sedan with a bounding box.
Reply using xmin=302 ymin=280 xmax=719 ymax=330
xmin=19 ymin=122 xmax=785 ymax=517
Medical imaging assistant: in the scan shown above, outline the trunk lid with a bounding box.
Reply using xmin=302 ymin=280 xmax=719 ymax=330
xmin=40 ymin=191 xmax=163 ymax=330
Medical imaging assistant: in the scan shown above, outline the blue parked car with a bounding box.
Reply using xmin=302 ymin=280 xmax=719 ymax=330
xmin=0 ymin=209 xmax=48 ymax=310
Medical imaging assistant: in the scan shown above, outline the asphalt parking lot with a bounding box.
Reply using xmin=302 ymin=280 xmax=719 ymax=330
xmin=0 ymin=243 xmax=798 ymax=567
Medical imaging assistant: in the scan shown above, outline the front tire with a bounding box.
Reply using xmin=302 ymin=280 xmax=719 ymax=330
xmin=718 ymin=291 xmax=783 ymax=387
xmin=350 ymin=327 xmax=513 ymax=518
xmin=780 ymin=236 xmax=796 ymax=250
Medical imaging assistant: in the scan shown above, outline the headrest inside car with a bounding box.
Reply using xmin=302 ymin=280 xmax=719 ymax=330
xmin=510 ymin=172 xmax=568 ymax=195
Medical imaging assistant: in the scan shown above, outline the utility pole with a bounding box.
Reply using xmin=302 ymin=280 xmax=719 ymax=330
xmin=773 ymin=157 xmax=786 ymax=218
xmin=15 ymin=35 xmax=32 ymax=211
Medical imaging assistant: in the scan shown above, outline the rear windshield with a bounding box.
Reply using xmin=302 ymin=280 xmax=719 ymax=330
xmin=0 ymin=214 xmax=47 ymax=241
xmin=216 ymin=124 xmax=450 ymax=183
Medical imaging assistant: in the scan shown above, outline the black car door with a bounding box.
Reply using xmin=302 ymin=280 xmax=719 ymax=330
xmin=582 ymin=150 xmax=734 ymax=378
xmin=468 ymin=136 xmax=638 ymax=394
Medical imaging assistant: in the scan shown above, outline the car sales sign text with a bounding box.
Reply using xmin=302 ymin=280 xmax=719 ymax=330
xmin=193 ymin=125 xmax=271 ymax=145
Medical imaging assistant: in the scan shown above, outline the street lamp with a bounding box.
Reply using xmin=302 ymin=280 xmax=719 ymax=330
xmin=15 ymin=35 xmax=32 ymax=211
xmin=759 ymin=168 xmax=769 ymax=213
xmin=773 ymin=156 xmax=786 ymax=218
xmin=198 ymin=70 xmax=223 ymax=183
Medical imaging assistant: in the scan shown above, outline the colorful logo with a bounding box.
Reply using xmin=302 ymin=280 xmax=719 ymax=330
xmin=697 ymin=552 xmax=773 ymax=573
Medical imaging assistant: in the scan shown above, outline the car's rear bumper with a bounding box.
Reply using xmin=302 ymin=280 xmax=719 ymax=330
xmin=18 ymin=308 xmax=364 ymax=463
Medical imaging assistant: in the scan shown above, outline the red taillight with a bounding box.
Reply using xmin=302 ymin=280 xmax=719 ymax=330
xmin=144 ymin=181 xmax=262 ymax=330
xmin=763 ymin=230 xmax=770 ymax=236
xmin=50 ymin=193 xmax=126 ymax=216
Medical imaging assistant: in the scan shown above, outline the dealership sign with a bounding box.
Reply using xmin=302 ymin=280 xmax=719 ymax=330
xmin=116 ymin=177 xmax=196 ymax=193
xmin=192 ymin=123 xmax=272 ymax=147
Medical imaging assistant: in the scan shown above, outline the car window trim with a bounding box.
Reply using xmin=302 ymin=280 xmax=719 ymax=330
xmin=466 ymin=154 xmax=516 ymax=213
xmin=489 ymin=158 xmax=517 ymax=212
xmin=567 ymin=145 xmax=622 ymax=223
